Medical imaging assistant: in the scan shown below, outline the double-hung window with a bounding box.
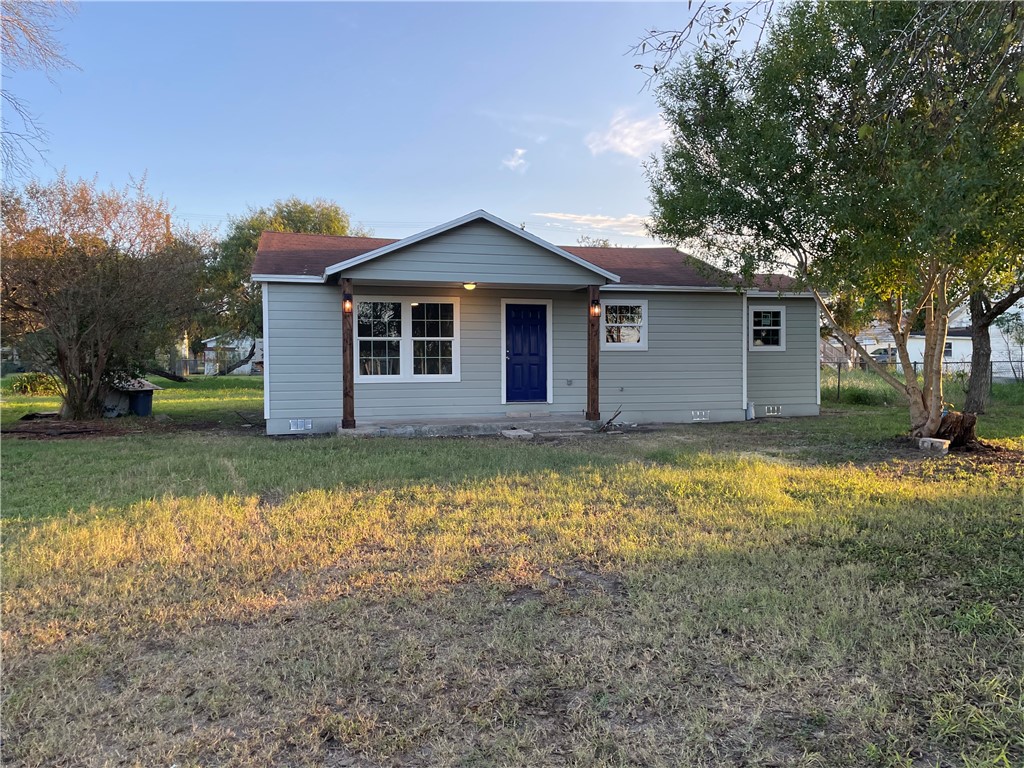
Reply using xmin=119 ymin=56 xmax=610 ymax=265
xmin=749 ymin=305 xmax=786 ymax=351
xmin=355 ymin=298 xmax=460 ymax=381
xmin=601 ymin=300 xmax=649 ymax=351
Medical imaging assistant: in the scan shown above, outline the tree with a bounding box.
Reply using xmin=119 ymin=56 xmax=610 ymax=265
xmin=1 ymin=1 xmax=77 ymax=179
xmin=576 ymin=235 xmax=613 ymax=248
xmin=203 ymin=197 xmax=366 ymax=373
xmin=1 ymin=174 xmax=207 ymax=419
xmin=647 ymin=2 xmax=1023 ymax=439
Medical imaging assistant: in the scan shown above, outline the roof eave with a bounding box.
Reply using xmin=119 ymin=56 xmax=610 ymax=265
xmin=251 ymin=273 xmax=325 ymax=284
xmin=322 ymin=209 xmax=620 ymax=283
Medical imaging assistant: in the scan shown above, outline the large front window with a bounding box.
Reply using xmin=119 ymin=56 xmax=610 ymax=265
xmin=355 ymin=298 xmax=460 ymax=381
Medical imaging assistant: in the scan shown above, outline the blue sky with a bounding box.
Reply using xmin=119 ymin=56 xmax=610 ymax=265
xmin=11 ymin=2 xmax=691 ymax=245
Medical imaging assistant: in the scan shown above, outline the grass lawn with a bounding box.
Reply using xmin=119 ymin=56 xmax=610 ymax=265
xmin=2 ymin=376 xmax=1022 ymax=767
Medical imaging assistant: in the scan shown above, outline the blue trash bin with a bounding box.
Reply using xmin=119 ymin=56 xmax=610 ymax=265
xmin=127 ymin=390 xmax=154 ymax=417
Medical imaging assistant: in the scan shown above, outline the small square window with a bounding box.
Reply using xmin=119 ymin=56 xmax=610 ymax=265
xmin=749 ymin=306 xmax=786 ymax=351
xmin=601 ymin=300 xmax=649 ymax=351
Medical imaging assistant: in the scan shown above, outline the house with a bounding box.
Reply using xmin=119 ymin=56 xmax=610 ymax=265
xmin=251 ymin=210 xmax=821 ymax=435
xmin=201 ymin=335 xmax=264 ymax=375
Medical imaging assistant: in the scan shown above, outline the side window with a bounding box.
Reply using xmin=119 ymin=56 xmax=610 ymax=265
xmin=601 ymin=301 xmax=649 ymax=351
xmin=749 ymin=306 xmax=786 ymax=351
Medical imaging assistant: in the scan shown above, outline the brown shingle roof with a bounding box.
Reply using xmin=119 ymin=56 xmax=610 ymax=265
xmin=561 ymin=246 xmax=734 ymax=288
xmin=252 ymin=231 xmax=398 ymax=277
xmin=251 ymin=230 xmax=798 ymax=291
xmin=751 ymin=273 xmax=800 ymax=292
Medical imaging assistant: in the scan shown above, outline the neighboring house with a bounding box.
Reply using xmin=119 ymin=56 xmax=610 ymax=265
xmin=201 ymin=335 xmax=264 ymax=375
xmin=251 ymin=210 xmax=820 ymax=435
xmin=868 ymin=329 xmax=973 ymax=366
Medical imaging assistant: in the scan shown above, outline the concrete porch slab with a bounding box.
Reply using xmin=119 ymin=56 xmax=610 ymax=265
xmin=337 ymin=415 xmax=598 ymax=438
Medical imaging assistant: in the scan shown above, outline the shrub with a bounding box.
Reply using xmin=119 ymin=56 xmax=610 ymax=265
xmin=841 ymin=386 xmax=889 ymax=405
xmin=9 ymin=372 xmax=62 ymax=396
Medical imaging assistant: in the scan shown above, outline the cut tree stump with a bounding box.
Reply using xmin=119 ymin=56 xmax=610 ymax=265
xmin=935 ymin=411 xmax=978 ymax=449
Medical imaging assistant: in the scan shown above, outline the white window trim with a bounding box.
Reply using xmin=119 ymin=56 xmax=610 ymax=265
xmin=499 ymin=299 xmax=554 ymax=405
xmin=353 ymin=296 xmax=461 ymax=383
xmin=262 ymin=283 xmax=271 ymax=419
xmin=748 ymin=304 xmax=787 ymax=352
xmin=600 ymin=299 xmax=649 ymax=351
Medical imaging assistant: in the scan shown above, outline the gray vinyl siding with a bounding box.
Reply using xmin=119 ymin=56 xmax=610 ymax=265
xmin=262 ymin=284 xmax=815 ymax=434
xmin=746 ymin=297 xmax=820 ymax=417
xmin=339 ymin=220 xmax=602 ymax=286
xmin=599 ymin=292 xmax=745 ymax=423
xmin=264 ymin=283 xmax=343 ymax=425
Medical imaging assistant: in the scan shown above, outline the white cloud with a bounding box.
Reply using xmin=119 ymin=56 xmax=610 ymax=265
xmin=501 ymin=148 xmax=529 ymax=173
xmin=585 ymin=110 xmax=669 ymax=159
xmin=478 ymin=110 xmax=576 ymax=145
xmin=532 ymin=212 xmax=652 ymax=239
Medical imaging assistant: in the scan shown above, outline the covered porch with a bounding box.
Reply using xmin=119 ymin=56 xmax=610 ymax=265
xmin=335 ymin=279 xmax=607 ymax=430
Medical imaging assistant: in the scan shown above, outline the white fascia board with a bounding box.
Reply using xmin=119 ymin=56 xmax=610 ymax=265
xmin=251 ymin=273 xmax=325 ymax=284
xmin=322 ymin=209 xmax=621 ymax=283
xmin=601 ymin=284 xmax=740 ymax=293
xmin=744 ymin=290 xmax=815 ymax=298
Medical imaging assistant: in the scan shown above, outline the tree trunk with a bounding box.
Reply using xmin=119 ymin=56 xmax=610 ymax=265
xmin=147 ymin=367 xmax=188 ymax=383
xmin=215 ymin=342 xmax=256 ymax=376
xmin=936 ymin=411 xmax=979 ymax=448
xmin=964 ymin=326 xmax=992 ymax=414
xmin=964 ymin=292 xmax=992 ymax=414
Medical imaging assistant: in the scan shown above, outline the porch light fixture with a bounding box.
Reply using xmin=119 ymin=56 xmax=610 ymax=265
xmin=342 ymin=293 xmax=353 ymax=314
xmin=463 ymin=282 xmax=477 ymax=291
xmin=590 ymin=299 xmax=602 ymax=318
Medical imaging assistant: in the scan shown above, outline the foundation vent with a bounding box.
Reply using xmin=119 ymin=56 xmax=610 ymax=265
xmin=691 ymin=410 xmax=710 ymax=422
xmin=289 ymin=418 xmax=313 ymax=431
xmin=765 ymin=405 xmax=783 ymax=416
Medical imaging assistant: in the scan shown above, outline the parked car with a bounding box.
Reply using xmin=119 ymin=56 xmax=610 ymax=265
xmin=869 ymin=348 xmax=899 ymax=365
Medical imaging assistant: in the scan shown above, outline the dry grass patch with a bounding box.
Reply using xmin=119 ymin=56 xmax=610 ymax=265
xmin=4 ymin=454 xmax=1022 ymax=767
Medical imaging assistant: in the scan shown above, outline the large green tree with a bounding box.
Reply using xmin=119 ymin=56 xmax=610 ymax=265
xmin=648 ymin=1 xmax=1023 ymax=439
xmin=1 ymin=174 xmax=207 ymax=419
xmin=203 ymin=197 xmax=367 ymax=371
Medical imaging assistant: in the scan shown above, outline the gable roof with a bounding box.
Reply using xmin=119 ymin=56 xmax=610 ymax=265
xmin=251 ymin=210 xmax=801 ymax=292
xmin=321 ymin=210 xmax=619 ymax=282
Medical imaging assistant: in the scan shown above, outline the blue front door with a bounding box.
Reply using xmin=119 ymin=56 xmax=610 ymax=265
xmin=506 ymin=303 xmax=547 ymax=402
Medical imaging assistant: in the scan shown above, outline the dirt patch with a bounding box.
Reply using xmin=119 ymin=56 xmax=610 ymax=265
xmin=877 ymin=448 xmax=1024 ymax=481
xmin=2 ymin=418 xmax=139 ymax=440
xmin=2 ymin=414 xmax=263 ymax=440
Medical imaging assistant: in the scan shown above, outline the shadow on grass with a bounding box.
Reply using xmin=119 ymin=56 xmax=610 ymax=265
xmin=1 ymin=433 xmax=618 ymax=522
xmin=3 ymin=458 xmax=1021 ymax=767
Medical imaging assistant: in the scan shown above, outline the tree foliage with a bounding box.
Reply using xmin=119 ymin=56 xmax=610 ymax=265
xmin=576 ymin=235 xmax=613 ymax=248
xmin=1 ymin=0 xmax=77 ymax=179
xmin=203 ymin=197 xmax=366 ymax=353
xmin=1 ymin=174 xmax=207 ymax=419
xmin=647 ymin=1 xmax=1024 ymax=437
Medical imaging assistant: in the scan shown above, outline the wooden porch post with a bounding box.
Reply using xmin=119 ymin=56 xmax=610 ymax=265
xmin=586 ymin=284 xmax=601 ymax=421
xmin=341 ymin=277 xmax=356 ymax=429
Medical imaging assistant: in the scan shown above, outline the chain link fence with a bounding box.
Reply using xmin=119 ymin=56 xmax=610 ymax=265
xmin=821 ymin=360 xmax=1021 ymax=405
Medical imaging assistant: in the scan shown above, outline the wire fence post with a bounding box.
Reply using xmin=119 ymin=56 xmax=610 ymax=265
xmin=836 ymin=362 xmax=841 ymax=402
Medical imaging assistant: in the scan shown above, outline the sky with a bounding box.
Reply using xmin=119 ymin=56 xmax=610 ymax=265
xmin=8 ymin=1 xmax=697 ymax=246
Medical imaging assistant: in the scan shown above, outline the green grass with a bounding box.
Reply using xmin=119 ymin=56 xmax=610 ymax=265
xmin=0 ymin=374 xmax=264 ymax=426
xmin=2 ymin=376 xmax=1023 ymax=767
